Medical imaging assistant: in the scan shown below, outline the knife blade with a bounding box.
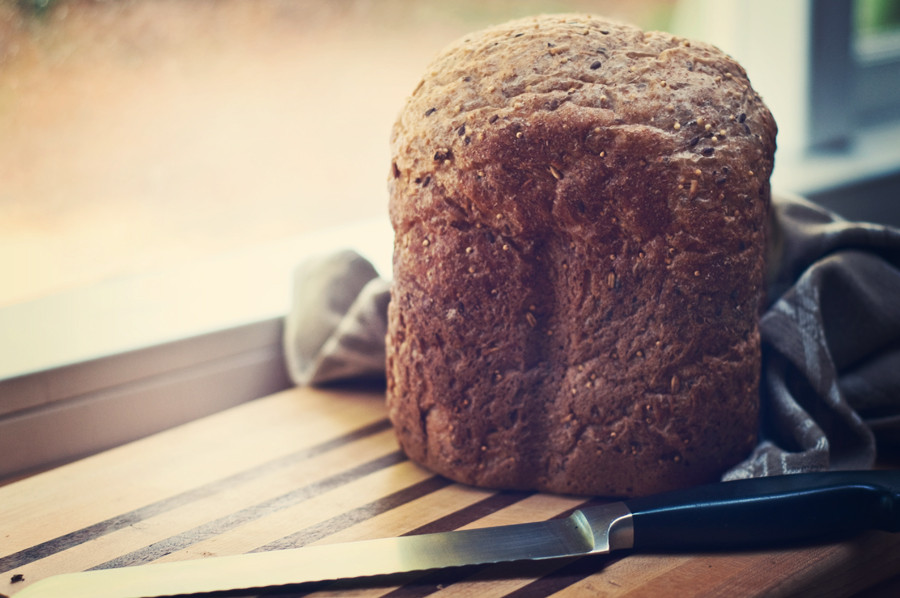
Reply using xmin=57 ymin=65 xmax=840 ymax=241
xmin=11 ymin=470 xmax=900 ymax=598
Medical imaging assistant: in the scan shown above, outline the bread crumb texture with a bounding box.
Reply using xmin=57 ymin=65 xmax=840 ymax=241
xmin=386 ymin=14 xmax=776 ymax=497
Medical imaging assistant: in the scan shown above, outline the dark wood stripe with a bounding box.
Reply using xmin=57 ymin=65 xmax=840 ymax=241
xmin=403 ymin=490 xmax=533 ymax=537
xmin=378 ymin=491 xmax=534 ymax=598
xmin=499 ymin=554 xmax=616 ymax=598
xmin=243 ymin=489 xmax=531 ymax=598
xmin=253 ymin=476 xmax=454 ymax=552
xmin=92 ymin=450 xmax=408 ymax=570
xmin=378 ymin=498 xmax=609 ymax=598
xmin=498 ymin=498 xmax=619 ymax=598
xmin=178 ymin=497 xmax=607 ymax=598
xmin=0 ymin=418 xmax=391 ymax=572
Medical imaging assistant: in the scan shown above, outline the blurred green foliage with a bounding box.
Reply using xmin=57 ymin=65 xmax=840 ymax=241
xmin=856 ymin=0 xmax=900 ymax=35
xmin=17 ymin=0 xmax=57 ymax=15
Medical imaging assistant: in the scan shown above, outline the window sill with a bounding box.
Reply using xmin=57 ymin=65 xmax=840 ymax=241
xmin=772 ymin=118 xmax=900 ymax=197
xmin=1 ymin=216 xmax=393 ymax=382
xmin=0 ymin=216 xmax=392 ymax=480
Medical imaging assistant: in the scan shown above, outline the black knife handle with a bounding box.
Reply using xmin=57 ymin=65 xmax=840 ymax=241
xmin=622 ymin=470 xmax=900 ymax=551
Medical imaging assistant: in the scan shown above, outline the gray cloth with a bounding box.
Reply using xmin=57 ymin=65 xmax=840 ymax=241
xmin=284 ymin=194 xmax=900 ymax=479
xmin=724 ymin=195 xmax=900 ymax=478
xmin=283 ymin=250 xmax=390 ymax=386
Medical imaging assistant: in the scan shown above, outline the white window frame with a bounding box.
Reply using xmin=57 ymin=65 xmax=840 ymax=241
xmin=673 ymin=0 xmax=900 ymax=195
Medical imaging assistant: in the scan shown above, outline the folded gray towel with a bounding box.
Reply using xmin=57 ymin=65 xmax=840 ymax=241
xmin=724 ymin=195 xmax=900 ymax=479
xmin=284 ymin=194 xmax=900 ymax=480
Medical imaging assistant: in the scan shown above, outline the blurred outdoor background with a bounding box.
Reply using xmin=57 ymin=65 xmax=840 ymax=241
xmin=1 ymin=0 xmax=899 ymax=308
xmin=0 ymin=0 xmax=674 ymax=308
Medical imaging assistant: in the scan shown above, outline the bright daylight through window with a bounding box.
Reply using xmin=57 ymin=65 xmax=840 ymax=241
xmin=2 ymin=0 xmax=898 ymax=313
xmin=0 ymin=1 xmax=899 ymax=473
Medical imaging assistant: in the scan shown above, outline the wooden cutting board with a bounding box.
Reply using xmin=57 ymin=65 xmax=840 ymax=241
xmin=2 ymin=386 xmax=899 ymax=598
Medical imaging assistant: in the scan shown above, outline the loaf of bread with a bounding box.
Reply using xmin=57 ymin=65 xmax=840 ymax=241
xmin=386 ymin=14 xmax=776 ymax=497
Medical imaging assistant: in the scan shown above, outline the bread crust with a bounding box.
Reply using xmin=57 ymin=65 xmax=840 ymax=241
xmin=386 ymin=14 xmax=776 ymax=496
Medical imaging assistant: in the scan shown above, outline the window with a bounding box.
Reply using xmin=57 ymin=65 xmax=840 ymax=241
xmin=0 ymin=0 xmax=681 ymax=374
xmin=673 ymin=0 xmax=900 ymax=197
xmin=0 ymin=0 xmax=678 ymax=479
xmin=4 ymin=0 xmax=900 ymax=479
xmin=854 ymin=0 xmax=900 ymax=126
xmin=0 ymin=0 xmax=677 ymax=312
xmin=810 ymin=0 xmax=900 ymax=146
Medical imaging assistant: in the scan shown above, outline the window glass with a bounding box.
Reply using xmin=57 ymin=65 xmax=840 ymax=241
xmin=853 ymin=0 xmax=900 ymax=124
xmin=0 ymin=0 xmax=674 ymax=309
xmin=855 ymin=0 xmax=900 ymax=65
xmin=855 ymin=0 xmax=900 ymax=37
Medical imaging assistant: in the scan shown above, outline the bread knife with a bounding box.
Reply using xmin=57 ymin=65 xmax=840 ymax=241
xmin=11 ymin=470 xmax=900 ymax=598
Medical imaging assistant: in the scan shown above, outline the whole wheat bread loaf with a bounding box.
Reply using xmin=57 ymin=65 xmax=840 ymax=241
xmin=386 ymin=14 xmax=777 ymax=496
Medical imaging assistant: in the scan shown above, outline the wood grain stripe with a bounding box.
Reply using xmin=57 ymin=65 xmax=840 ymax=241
xmin=233 ymin=491 xmax=536 ymax=598
xmin=499 ymin=554 xmax=613 ymax=598
xmin=376 ymin=498 xmax=609 ymax=598
xmin=279 ymin=498 xmax=603 ymax=598
xmin=254 ymin=475 xmax=455 ymax=553
xmin=0 ymin=418 xmax=391 ymax=573
xmin=494 ymin=499 xmax=613 ymax=598
xmin=403 ymin=491 xmax=533 ymax=537
xmin=92 ymin=450 xmax=408 ymax=570
xmin=377 ymin=491 xmax=535 ymax=598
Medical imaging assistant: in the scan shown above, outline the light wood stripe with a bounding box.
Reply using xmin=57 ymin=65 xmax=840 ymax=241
xmin=298 ymin=482 xmax=509 ymax=547
xmin=1 ymin=387 xmax=388 ymax=557
xmin=380 ymin=497 xmax=595 ymax=598
xmin=548 ymin=530 xmax=900 ymax=598
xmin=255 ymin=474 xmax=453 ymax=552
xmin=0 ymin=420 xmax=392 ymax=573
xmin=95 ymin=451 xmax=410 ymax=569
xmin=286 ymin=493 xmax=586 ymax=598
xmin=298 ymin=490 xmax=534 ymax=598
xmin=148 ymin=460 xmax=436 ymax=565
xmin=0 ymin=434 xmax=404 ymax=594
